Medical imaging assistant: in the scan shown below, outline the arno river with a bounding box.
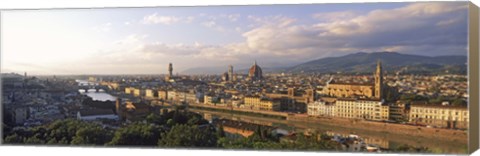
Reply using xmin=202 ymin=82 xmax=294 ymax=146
xmin=76 ymin=80 xmax=467 ymax=154
xmin=190 ymin=108 xmax=467 ymax=154
xmin=76 ymin=80 xmax=116 ymax=101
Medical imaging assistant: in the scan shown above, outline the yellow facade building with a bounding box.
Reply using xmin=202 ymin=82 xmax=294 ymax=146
xmin=158 ymin=90 xmax=168 ymax=100
xmin=145 ymin=89 xmax=156 ymax=99
xmin=133 ymin=88 xmax=143 ymax=97
xmin=244 ymin=96 xmax=280 ymax=111
xmin=125 ymin=87 xmax=135 ymax=95
xmin=409 ymin=103 xmax=468 ymax=129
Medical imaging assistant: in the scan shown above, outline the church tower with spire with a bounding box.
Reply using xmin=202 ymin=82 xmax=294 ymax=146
xmin=374 ymin=60 xmax=384 ymax=100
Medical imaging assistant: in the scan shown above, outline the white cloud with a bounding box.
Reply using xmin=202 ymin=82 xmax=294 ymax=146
xmin=198 ymin=14 xmax=244 ymax=33
xmin=242 ymin=2 xmax=468 ymax=58
xmin=247 ymin=15 xmax=296 ymax=27
xmin=228 ymin=14 xmax=240 ymax=22
xmin=235 ymin=27 xmax=242 ymax=32
xmin=142 ymin=13 xmax=198 ymax=25
xmin=314 ymin=2 xmax=467 ymax=37
xmin=202 ymin=21 xmax=216 ymax=27
xmin=201 ymin=20 xmax=229 ymax=33
xmin=142 ymin=13 xmax=181 ymax=25
xmin=92 ymin=22 xmax=112 ymax=32
xmin=219 ymin=14 xmax=241 ymax=22
xmin=312 ymin=11 xmax=357 ymax=21
xmin=185 ymin=16 xmax=195 ymax=23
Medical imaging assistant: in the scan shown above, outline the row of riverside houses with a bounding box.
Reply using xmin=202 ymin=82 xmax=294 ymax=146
xmin=307 ymin=61 xmax=468 ymax=129
xmin=306 ymin=98 xmax=468 ymax=129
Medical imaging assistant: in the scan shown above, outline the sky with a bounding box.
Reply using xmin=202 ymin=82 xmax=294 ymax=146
xmin=1 ymin=2 xmax=469 ymax=75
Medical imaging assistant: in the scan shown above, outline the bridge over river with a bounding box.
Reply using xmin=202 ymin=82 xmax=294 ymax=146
xmin=77 ymin=82 xmax=109 ymax=93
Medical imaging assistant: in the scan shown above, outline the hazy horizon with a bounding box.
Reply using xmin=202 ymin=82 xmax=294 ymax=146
xmin=1 ymin=2 xmax=468 ymax=75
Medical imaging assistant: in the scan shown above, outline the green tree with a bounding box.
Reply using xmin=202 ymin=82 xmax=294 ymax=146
xmin=166 ymin=119 xmax=175 ymax=127
xmin=428 ymin=96 xmax=448 ymax=105
xmin=161 ymin=109 xmax=208 ymax=127
xmin=146 ymin=113 xmax=165 ymax=125
xmin=47 ymin=138 xmax=58 ymax=144
xmin=3 ymin=119 xmax=113 ymax=145
xmin=452 ymin=98 xmax=467 ymax=106
xmin=218 ymin=127 xmax=341 ymax=151
xmin=71 ymin=125 xmax=113 ymax=145
xmin=217 ymin=137 xmax=253 ymax=149
xmin=216 ymin=124 xmax=226 ymax=138
xmin=107 ymin=123 xmax=163 ymax=146
xmin=4 ymin=133 xmax=23 ymax=144
xmin=24 ymin=133 xmax=45 ymax=144
xmin=400 ymin=94 xmax=427 ymax=102
xmin=158 ymin=124 xmax=217 ymax=147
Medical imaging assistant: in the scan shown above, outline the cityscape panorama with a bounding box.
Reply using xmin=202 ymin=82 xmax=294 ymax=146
xmin=1 ymin=1 xmax=470 ymax=154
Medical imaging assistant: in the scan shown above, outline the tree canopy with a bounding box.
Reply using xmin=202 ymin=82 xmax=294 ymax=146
xmin=3 ymin=119 xmax=112 ymax=145
xmin=107 ymin=123 xmax=163 ymax=146
xmin=158 ymin=124 xmax=218 ymax=147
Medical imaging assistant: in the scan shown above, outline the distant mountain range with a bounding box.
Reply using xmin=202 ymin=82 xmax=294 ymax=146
xmin=182 ymin=52 xmax=467 ymax=75
xmin=287 ymin=52 xmax=467 ymax=74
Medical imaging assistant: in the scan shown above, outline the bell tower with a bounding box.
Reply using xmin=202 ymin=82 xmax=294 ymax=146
xmin=374 ymin=60 xmax=384 ymax=99
xmin=228 ymin=65 xmax=234 ymax=82
xmin=168 ymin=63 xmax=173 ymax=77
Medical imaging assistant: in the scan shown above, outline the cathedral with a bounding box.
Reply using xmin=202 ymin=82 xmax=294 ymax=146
xmin=324 ymin=61 xmax=384 ymax=100
xmin=248 ymin=61 xmax=263 ymax=80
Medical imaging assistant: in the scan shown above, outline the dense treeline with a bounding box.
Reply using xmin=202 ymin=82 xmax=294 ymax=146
xmin=2 ymin=107 xmax=212 ymax=147
xmin=4 ymin=119 xmax=113 ymax=145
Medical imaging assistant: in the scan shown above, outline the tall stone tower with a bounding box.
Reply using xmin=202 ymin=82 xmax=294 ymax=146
xmin=168 ymin=63 xmax=173 ymax=77
xmin=228 ymin=65 xmax=234 ymax=82
xmin=374 ymin=60 xmax=384 ymax=100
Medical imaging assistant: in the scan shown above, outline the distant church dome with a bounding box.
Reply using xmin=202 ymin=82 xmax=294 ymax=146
xmin=248 ymin=61 xmax=263 ymax=80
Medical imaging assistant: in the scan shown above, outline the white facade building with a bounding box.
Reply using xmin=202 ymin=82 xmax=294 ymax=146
xmin=307 ymin=100 xmax=335 ymax=117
